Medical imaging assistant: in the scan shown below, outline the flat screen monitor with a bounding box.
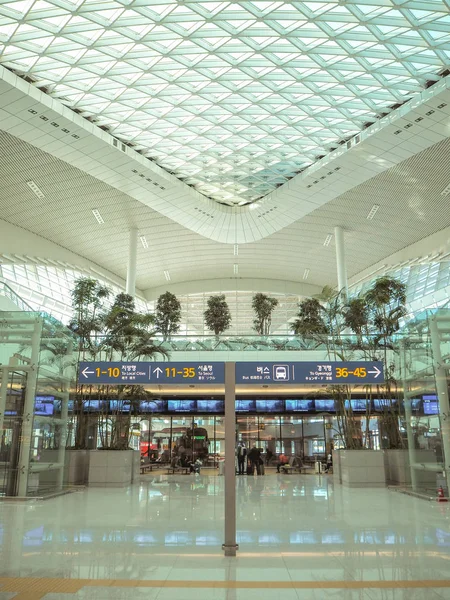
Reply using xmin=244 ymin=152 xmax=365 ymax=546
xmin=168 ymin=400 xmax=196 ymax=413
xmin=256 ymin=399 xmax=284 ymax=413
xmin=285 ymin=399 xmax=315 ymax=412
xmin=109 ymin=400 xmax=132 ymax=412
xmin=374 ymin=399 xmax=393 ymax=411
xmin=35 ymin=396 xmax=55 ymax=416
xmin=140 ymin=399 xmax=167 ymax=413
xmin=315 ymin=399 xmax=335 ymax=412
xmin=411 ymin=398 xmax=421 ymax=412
xmin=84 ymin=399 xmax=106 ymax=412
xmin=236 ymin=399 xmax=256 ymax=412
xmin=197 ymin=400 xmax=224 ymax=413
xmin=345 ymin=399 xmax=368 ymax=412
xmin=423 ymin=395 xmax=439 ymax=415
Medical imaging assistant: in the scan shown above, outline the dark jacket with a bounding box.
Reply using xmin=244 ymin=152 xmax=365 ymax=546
xmin=248 ymin=447 xmax=261 ymax=463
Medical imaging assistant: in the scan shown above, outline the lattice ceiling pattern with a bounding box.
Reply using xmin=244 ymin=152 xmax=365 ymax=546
xmin=0 ymin=1 xmax=449 ymax=206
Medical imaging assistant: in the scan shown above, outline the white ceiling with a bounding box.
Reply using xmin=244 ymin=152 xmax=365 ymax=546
xmin=1 ymin=128 xmax=450 ymax=292
xmin=0 ymin=0 xmax=449 ymax=206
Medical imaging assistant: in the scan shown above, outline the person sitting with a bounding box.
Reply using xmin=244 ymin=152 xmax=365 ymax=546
xmin=276 ymin=453 xmax=289 ymax=473
xmin=190 ymin=458 xmax=202 ymax=474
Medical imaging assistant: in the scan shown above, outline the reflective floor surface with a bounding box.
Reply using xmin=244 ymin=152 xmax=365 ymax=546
xmin=0 ymin=472 xmax=450 ymax=599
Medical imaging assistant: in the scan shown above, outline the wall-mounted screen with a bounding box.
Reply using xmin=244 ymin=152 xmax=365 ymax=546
xmin=197 ymin=400 xmax=224 ymax=413
xmin=236 ymin=399 xmax=256 ymax=412
xmin=140 ymin=399 xmax=167 ymax=413
xmin=411 ymin=398 xmax=421 ymax=412
xmin=35 ymin=396 xmax=55 ymax=416
xmin=345 ymin=399 xmax=368 ymax=412
xmin=315 ymin=399 xmax=335 ymax=412
xmin=168 ymin=400 xmax=196 ymax=413
xmin=84 ymin=400 xmax=107 ymax=412
xmin=256 ymin=399 xmax=284 ymax=413
xmin=285 ymin=399 xmax=315 ymax=412
xmin=423 ymin=395 xmax=439 ymax=415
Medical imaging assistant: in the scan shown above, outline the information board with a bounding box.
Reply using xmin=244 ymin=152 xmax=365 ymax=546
xmin=78 ymin=361 xmax=225 ymax=385
xmin=235 ymin=361 xmax=384 ymax=385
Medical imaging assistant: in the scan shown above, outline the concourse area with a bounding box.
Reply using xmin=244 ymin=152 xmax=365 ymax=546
xmin=1 ymin=474 xmax=450 ymax=599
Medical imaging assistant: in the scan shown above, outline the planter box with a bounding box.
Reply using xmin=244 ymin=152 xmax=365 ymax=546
xmin=333 ymin=449 xmax=385 ymax=488
xmin=65 ymin=449 xmax=90 ymax=486
xmin=384 ymin=449 xmax=438 ymax=488
xmin=131 ymin=450 xmax=141 ymax=483
xmin=88 ymin=450 xmax=133 ymax=487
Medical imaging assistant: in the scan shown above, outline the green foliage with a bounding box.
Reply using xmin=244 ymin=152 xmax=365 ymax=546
xmin=291 ymin=298 xmax=328 ymax=337
xmin=204 ymin=294 xmax=232 ymax=337
xmin=252 ymin=293 xmax=279 ymax=335
xmin=155 ymin=291 xmax=182 ymax=340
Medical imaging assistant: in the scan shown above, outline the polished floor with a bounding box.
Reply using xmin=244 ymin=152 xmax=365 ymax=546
xmin=0 ymin=472 xmax=450 ymax=599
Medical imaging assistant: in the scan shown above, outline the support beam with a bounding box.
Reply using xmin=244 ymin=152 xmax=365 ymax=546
xmin=223 ymin=362 xmax=238 ymax=557
xmin=125 ymin=228 xmax=138 ymax=298
xmin=334 ymin=226 xmax=348 ymax=298
xmin=0 ymin=366 xmax=9 ymax=448
xmin=429 ymin=317 xmax=450 ymax=486
xmin=17 ymin=318 xmax=42 ymax=497
xmin=401 ymin=342 xmax=418 ymax=491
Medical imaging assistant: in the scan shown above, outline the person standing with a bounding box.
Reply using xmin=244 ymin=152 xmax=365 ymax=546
xmin=236 ymin=442 xmax=247 ymax=475
xmin=248 ymin=445 xmax=262 ymax=475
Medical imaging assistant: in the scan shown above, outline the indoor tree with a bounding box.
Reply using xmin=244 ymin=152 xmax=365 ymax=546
xmin=154 ymin=291 xmax=182 ymax=341
xmin=252 ymin=293 xmax=278 ymax=335
xmin=204 ymin=294 xmax=232 ymax=338
xmin=69 ymin=277 xmax=111 ymax=449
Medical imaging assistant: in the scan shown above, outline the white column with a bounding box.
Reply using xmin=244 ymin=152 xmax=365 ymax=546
xmin=0 ymin=366 xmax=9 ymax=447
xmin=334 ymin=226 xmax=348 ymax=298
xmin=17 ymin=317 xmax=42 ymax=497
xmin=223 ymin=362 xmax=238 ymax=557
xmin=429 ymin=317 xmax=450 ymax=482
xmin=401 ymin=342 xmax=417 ymax=491
xmin=57 ymin=339 xmax=73 ymax=490
xmin=126 ymin=228 xmax=138 ymax=298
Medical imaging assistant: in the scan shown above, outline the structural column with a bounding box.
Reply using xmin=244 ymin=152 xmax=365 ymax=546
xmin=0 ymin=366 xmax=9 ymax=447
xmin=334 ymin=226 xmax=348 ymax=298
xmin=57 ymin=339 xmax=73 ymax=490
xmin=17 ymin=317 xmax=42 ymax=497
xmin=401 ymin=341 xmax=418 ymax=491
xmin=429 ymin=317 xmax=450 ymax=482
xmin=223 ymin=362 xmax=238 ymax=557
xmin=126 ymin=228 xmax=138 ymax=298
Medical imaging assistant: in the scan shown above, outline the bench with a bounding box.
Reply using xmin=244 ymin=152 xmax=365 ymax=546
xmin=167 ymin=466 xmax=190 ymax=475
xmin=280 ymin=458 xmax=308 ymax=474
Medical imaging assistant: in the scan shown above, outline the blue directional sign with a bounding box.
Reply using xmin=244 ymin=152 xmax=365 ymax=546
xmin=235 ymin=361 xmax=384 ymax=385
xmin=78 ymin=362 xmax=225 ymax=385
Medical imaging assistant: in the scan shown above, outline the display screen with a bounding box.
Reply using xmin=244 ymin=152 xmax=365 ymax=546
xmin=236 ymin=399 xmax=256 ymax=412
xmin=345 ymin=399 xmax=368 ymax=412
xmin=140 ymin=399 xmax=167 ymax=413
xmin=197 ymin=400 xmax=224 ymax=413
xmin=411 ymin=398 xmax=421 ymax=412
xmin=35 ymin=396 xmax=55 ymax=416
xmin=255 ymin=399 xmax=284 ymax=413
xmin=168 ymin=400 xmax=196 ymax=413
xmin=315 ymin=399 xmax=335 ymax=412
xmin=423 ymin=395 xmax=439 ymax=415
xmin=109 ymin=400 xmax=131 ymax=412
xmin=84 ymin=399 xmax=106 ymax=412
xmin=285 ymin=399 xmax=315 ymax=412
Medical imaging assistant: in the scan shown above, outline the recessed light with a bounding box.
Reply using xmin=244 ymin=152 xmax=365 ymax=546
xmin=92 ymin=209 xmax=104 ymax=224
xmin=233 ymin=264 xmax=239 ymax=275
xmin=234 ymin=244 xmax=239 ymax=256
xmin=26 ymin=180 xmax=44 ymax=199
xmin=441 ymin=184 xmax=450 ymax=197
xmin=140 ymin=235 xmax=148 ymax=249
xmin=323 ymin=234 xmax=333 ymax=247
xmin=303 ymin=268 xmax=310 ymax=280
xmin=367 ymin=204 xmax=380 ymax=220
xmin=164 ymin=270 xmax=171 ymax=281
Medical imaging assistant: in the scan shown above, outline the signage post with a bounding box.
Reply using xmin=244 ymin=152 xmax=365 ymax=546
xmin=223 ymin=362 xmax=238 ymax=557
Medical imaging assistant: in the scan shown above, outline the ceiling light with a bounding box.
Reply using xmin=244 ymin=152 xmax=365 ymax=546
xmin=140 ymin=235 xmax=148 ymax=249
xmin=26 ymin=180 xmax=44 ymax=199
xmin=323 ymin=234 xmax=333 ymax=247
xmin=164 ymin=270 xmax=171 ymax=281
xmin=367 ymin=204 xmax=380 ymax=220
xmin=233 ymin=264 xmax=239 ymax=275
xmin=92 ymin=209 xmax=104 ymax=224
xmin=441 ymin=184 xmax=450 ymax=197
xmin=303 ymin=268 xmax=310 ymax=280
xmin=234 ymin=244 xmax=239 ymax=256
